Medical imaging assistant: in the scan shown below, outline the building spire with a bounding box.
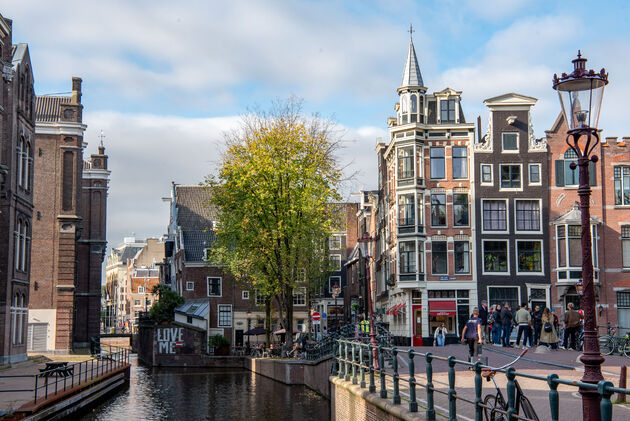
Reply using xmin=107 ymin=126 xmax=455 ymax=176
xmin=400 ymin=25 xmax=424 ymax=89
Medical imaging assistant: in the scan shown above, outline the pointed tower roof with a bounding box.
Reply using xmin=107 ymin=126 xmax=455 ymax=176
xmin=400 ymin=27 xmax=424 ymax=91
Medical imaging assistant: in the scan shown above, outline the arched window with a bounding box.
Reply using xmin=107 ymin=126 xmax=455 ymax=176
xmin=564 ymin=149 xmax=579 ymax=186
xmin=11 ymin=294 xmax=19 ymax=345
xmin=16 ymin=137 xmax=24 ymax=187
xmin=14 ymin=219 xmax=22 ymax=270
xmin=21 ymin=221 xmax=29 ymax=272
xmin=410 ymin=94 xmax=417 ymax=113
xmin=23 ymin=141 xmax=31 ymax=189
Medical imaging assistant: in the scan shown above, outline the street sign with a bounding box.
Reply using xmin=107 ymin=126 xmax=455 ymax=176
xmin=322 ymin=313 xmax=327 ymax=318
xmin=312 ymin=311 xmax=321 ymax=321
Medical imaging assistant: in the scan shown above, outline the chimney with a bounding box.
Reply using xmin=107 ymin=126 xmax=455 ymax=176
xmin=71 ymin=77 xmax=82 ymax=104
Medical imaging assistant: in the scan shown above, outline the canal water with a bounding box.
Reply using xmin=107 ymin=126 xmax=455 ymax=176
xmin=81 ymin=355 xmax=330 ymax=421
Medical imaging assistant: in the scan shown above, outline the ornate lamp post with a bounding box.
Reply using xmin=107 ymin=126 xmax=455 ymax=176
xmin=332 ymin=284 xmax=341 ymax=331
xmin=553 ymin=51 xmax=608 ymax=421
xmin=358 ymin=232 xmax=379 ymax=369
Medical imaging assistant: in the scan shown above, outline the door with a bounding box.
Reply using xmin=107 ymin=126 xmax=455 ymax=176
xmin=413 ymin=305 xmax=422 ymax=347
xmin=27 ymin=323 xmax=47 ymax=352
xmin=235 ymin=329 xmax=244 ymax=346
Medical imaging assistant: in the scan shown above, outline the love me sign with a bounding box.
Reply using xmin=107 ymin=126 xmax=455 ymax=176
xmin=157 ymin=327 xmax=184 ymax=354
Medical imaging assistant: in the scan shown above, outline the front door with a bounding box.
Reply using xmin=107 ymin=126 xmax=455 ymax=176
xmin=413 ymin=305 xmax=422 ymax=347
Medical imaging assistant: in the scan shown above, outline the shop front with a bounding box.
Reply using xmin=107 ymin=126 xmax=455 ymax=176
xmin=412 ymin=304 xmax=422 ymax=346
xmin=428 ymin=300 xmax=457 ymax=339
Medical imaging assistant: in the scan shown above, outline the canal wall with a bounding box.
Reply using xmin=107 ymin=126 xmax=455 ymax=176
xmin=138 ymin=321 xmax=209 ymax=367
xmin=246 ymin=357 xmax=332 ymax=398
xmin=330 ymin=377 xmax=424 ymax=421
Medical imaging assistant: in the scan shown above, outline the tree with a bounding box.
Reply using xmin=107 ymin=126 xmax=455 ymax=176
xmin=207 ymin=98 xmax=342 ymax=347
xmin=149 ymin=285 xmax=184 ymax=323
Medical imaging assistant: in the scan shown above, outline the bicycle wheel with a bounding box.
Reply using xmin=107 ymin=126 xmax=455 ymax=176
xmin=623 ymin=339 xmax=630 ymax=358
xmin=483 ymin=394 xmax=507 ymax=421
xmin=600 ymin=337 xmax=615 ymax=355
xmin=520 ymin=395 xmax=540 ymax=421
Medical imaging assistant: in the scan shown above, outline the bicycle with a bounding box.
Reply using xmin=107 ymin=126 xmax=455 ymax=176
xmin=599 ymin=325 xmax=630 ymax=357
xmin=482 ymin=349 xmax=539 ymax=421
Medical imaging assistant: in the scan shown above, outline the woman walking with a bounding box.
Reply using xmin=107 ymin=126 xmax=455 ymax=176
xmin=434 ymin=323 xmax=448 ymax=346
xmin=539 ymin=307 xmax=559 ymax=349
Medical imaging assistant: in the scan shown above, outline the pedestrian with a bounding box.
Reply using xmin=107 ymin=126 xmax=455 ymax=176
xmin=563 ymin=302 xmax=583 ymax=350
xmin=479 ymin=300 xmax=489 ymax=344
xmin=515 ymin=303 xmax=532 ymax=348
xmin=532 ymin=305 xmax=543 ymax=345
xmin=491 ymin=304 xmax=503 ymax=345
xmin=434 ymin=323 xmax=448 ymax=346
xmin=501 ymin=302 xmax=514 ymax=347
xmin=461 ymin=307 xmax=483 ymax=359
xmin=539 ymin=307 xmax=559 ymax=349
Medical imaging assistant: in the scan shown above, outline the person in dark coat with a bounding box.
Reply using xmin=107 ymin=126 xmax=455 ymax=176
xmin=491 ymin=304 xmax=502 ymax=345
xmin=532 ymin=305 xmax=543 ymax=346
xmin=500 ymin=302 xmax=513 ymax=347
xmin=478 ymin=300 xmax=489 ymax=343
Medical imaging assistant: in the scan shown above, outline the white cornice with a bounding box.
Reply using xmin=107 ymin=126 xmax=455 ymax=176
xmin=35 ymin=122 xmax=87 ymax=136
xmin=82 ymin=169 xmax=111 ymax=179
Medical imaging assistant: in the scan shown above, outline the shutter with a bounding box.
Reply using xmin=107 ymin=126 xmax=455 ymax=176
xmin=589 ymin=161 xmax=596 ymax=186
xmin=555 ymin=160 xmax=565 ymax=187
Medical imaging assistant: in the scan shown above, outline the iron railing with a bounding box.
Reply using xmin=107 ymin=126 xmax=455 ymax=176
xmin=333 ymin=339 xmax=630 ymax=421
xmin=0 ymin=343 xmax=130 ymax=405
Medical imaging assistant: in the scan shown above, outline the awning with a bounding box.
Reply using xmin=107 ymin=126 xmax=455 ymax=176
xmin=386 ymin=303 xmax=405 ymax=315
xmin=429 ymin=300 xmax=456 ymax=316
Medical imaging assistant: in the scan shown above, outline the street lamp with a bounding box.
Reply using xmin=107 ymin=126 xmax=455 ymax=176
xmin=358 ymin=232 xmax=379 ymax=370
xmin=553 ymin=51 xmax=608 ymax=421
xmin=247 ymin=311 xmax=252 ymax=347
xmin=332 ymin=284 xmax=341 ymax=331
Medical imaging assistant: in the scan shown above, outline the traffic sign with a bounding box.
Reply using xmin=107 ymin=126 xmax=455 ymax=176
xmin=312 ymin=311 xmax=321 ymax=321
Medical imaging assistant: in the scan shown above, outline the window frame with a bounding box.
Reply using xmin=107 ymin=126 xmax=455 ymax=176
xmin=397 ymin=146 xmax=415 ymax=179
xmin=614 ymin=166 xmax=630 ymax=206
xmin=501 ymin=132 xmax=519 ymax=152
xmin=242 ymin=290 xmax=250 ymax=300
xmin=480 ymin=164 xmax=493 ymax=186
xmin=563 ymin=149 xmax=579 ymax=187
xmin=398 ymin=193 xmax=416 ymax=226
xmin=454 ymin=241 xmax=470 ymax=274
xmin=293 ymin=287 xmax=306 ymax=306
xmin=431 ymin=241 xmax=448 ymax=275
xmin=255 ymin=290 xmax=265 ymax=306
xmin=516 ymin=240 xmax=544 ymax=275
xmin=185 ymin=281 xmax=194 ymax=291
xmin=487 ymin=286 xmax=520 ymax=310
xmin=514 ymin=199 xmax=542 ymax=234
xmin=430 ymin=147 xmax=445 ymax=180
xmin=330 ymin=254 xmax=342 ymax=271
xmin=452 ymin=146 xmax=468 ymax=179
xmin=482 ymin=239 xmax=510 ymax=275
xmin=430 ymin=194 xmax=447 ymax=227
xmin=440 ymin=99 xmax=456 ymax=123
xmin=329 ymin=276 xmax=342 ymax=294
xmin=399 ymin=241 xmax=417 ymax=274
xmin=528 ymin=163 xmax=542 ymax=186
xmin=217 ymin=304 xmax=232 ymax=327
xmin=207 ymin=276 xmax=222 ymax=297
xmin=623 ymin=226 xmax=630 ymax=269
xmin=452 ymin=193 xmax=469 ymax=227
xmin=329 ymin=235 xmax=342 ymax=250
xmin=499 ymin=164 xmax=522 ymax=190
xmin=481 ymin=199 xmax=509 ymax=233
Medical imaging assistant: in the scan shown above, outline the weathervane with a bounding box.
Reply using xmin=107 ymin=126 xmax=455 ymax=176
xmin=408 ymin=23 xmax=414 ymax=38
xmin=98 ymin=130 xmax=105 ymax=148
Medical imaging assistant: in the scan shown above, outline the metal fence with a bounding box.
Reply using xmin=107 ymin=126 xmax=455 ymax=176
xmin=0 ymin=344 xmax=130 ymax=405
xmin=334 ymin=339 xmax=630 ymax=421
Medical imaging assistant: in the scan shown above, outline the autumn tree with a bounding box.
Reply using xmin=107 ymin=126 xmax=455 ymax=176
xmin=207 ymin=98 xmax=342 ymax=347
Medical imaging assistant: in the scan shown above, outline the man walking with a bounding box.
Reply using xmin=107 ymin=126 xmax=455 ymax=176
xmin=563 ymin=302 xmax=583 ymax=350
xmin=461 ymin=307 xmax=483 ymax=359
xmin=479 ymin=300 xmax=489 ymax=344
xmin=501 ymin=302 xmax=513 ymax=347
xmin=515 ymin=303 xmax=531 ymax=348
xmin=532 ymin=305 xmax=543 ymax=346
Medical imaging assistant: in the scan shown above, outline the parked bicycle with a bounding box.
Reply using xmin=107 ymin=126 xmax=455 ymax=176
xmin=599 ymin=325 xmax=630 ymax=357
xmin=482 ymin=349 xmax=539 ymax=421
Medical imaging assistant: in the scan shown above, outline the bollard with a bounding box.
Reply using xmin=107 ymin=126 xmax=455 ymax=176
xmin=619 ymin=365 xmax=627 ymax=404
xmin=474 ymin=362 xmax=482 ymax=421
xmin=368 ymin=344 xmax=375 ymax=393
xmin=379 ymin=346 xmax=387 ymax=399
xmin=426 ymin=353 xmax=436 ymax=421
xmin=408 ymin=349 xmax=417 ymax=412
xmin=447 ymin=356 xmax=457 ymax=421
xmin=598 ymin=381 xmax=614 ymax=421
xmin=547 ymin=373 xmax=559 ymax=421
xmin=506 ymin=368 xmax=516 ymax=421
xmin=392 ymin=348 xmax=400 ymax=404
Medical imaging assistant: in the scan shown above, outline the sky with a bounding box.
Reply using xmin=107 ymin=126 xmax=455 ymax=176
xmin=4 ymin=0 xmax=630 ymax=248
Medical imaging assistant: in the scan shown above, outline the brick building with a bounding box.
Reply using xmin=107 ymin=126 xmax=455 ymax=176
xmin=126 ymin=238 xmax=164 ymax=331
xmin=28 ymin=78 xmax=110 ymax=352
xmin=0 ymin=14 xmax=35 ymax=364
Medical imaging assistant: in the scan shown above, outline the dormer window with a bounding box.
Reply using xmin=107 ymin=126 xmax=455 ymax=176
xmin=440 ymin=99 xmax=456 ymax=123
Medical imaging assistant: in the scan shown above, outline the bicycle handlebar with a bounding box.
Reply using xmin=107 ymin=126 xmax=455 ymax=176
xmin=486 ymin=349 xmax=528 ymax=371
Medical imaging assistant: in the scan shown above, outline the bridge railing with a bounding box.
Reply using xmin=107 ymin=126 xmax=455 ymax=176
xmin=0 ymin=344 xmax=130 ymax=406
xmin=333 ymin=339 xmax=630 ymax=421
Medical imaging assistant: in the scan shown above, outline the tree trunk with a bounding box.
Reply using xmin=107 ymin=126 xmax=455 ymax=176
xmin=265 ymin=297 xmax=272 ymax=348
xmin=285 ymin=287 xmax=294 ymax=347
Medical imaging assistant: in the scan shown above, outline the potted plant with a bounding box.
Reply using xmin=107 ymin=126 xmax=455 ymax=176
xmin=209 ymin=334 xmax=230 ymax=356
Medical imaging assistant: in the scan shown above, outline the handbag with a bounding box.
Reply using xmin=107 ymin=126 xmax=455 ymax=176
xmin=544 ymin=321 xmax=553 ymax=333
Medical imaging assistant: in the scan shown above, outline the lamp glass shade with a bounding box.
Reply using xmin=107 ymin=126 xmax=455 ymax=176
xmin=555 ymin=77 xmax=606 ymax=130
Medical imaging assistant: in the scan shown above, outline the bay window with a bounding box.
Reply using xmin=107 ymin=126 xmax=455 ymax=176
xmin=398 ymin=194 xmax=415 ymax=226
xmin=399 ymin=242 xmax=416 ymax=274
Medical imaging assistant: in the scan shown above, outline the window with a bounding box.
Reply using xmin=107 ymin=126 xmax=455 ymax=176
xmin=481 ymin=164 xmax=493 ymax=184
xmin=329 ymin=276 xmax=342 ymax=294
xmin=14 ymin=219 xmax=30 ymax=272
xmin=138 ymin=286 xmax=145 ymax=293
xmin=293 ymin=288 xmax=306 ymax=306
xmin=186 ymin=281 xmax=194 ymax=291
xmin=417 ymin=241 xmax=424 ymax=274
xmin=440 ymin=99 xmax=456 ymax=123
xmin=398 ymin=147 xmax=414 ymax=179
xmin=454 ymin=241 xmax=470 ymax=274
xmin=432 ymin=241 xmax=448 ymax=274
xmin=488 ymin=287 xmax=519 ymax=310
xmin=255 ymin=290 xmax=265 ymax=306
xmin=500 ymin=164 xmax=521 ymax=189
xmin=502 ymin=133 xmax=518 ymax=151
xmin=11 ymin=293 xmax=27 ymax=345
xmin=529 ymin=164 xmax=541 ymax=185
xmin=483 ymin=241 xmax=508 ymax=273
xmin=517 ymin=241 xmax=542 ymax=273
xmin=218 ymin=305 xmax=232 ymax=327
xmin=398 ymin=194 xmax=415 ymax=226
xmin=207 ymin=277 xmax=222 ymax=297
xmin=623 ymin=227 xmax=630 ymax=269
xmin=134 ymin=300 xmax=141 ymax=306
xmin=453 ymin=194 xmax=469 ymax=226
xmin=430 ymin=148 xmax=445 ymax=179
xmin=515 ymin=200 xmax=541 ymax=232
xmin=557 ymin=225 xmax=597 ymax=269
xmin=203 ymin=248 xmax=211 ymax=261
xmin=330 ymin=254 xmax=342 ymax=271
xmin=452 ymin=147 xmax=468 ymax=179
xmin=430 ymin=194 xmax=446 ymax=226
xmin=618 ymin=292 xmax=630 ymax=307
xmin=329 ymin=235 xmax=342 ymax=250
xmin=399 ymin=242 xmax=416 ymax=274
xmin=615 ymin=167 xmax=630 ymax=205
xmin=482 ymin=200 xmax=507 ymax=232
xmin=242 ymin=290 xmax=250 ymax=300
xmin=555 ymin=149 xmax=596 ymax=187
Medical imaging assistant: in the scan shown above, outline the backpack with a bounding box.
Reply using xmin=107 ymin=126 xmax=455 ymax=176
xmin=544 ymin=321 xmax=553 ymax=333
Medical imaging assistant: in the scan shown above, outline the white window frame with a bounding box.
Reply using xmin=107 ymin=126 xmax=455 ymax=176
xmin=138 ymin=286 xmax=145 ymax=294
xmin=242 ymin=290 xmax=250 ymax=300
xmin=482 ymin=239 xmax=510 ymax=275
xmin=330 ymin=254 xmax=342 ymax=271
xmin=329 ymin=235 xmax=342 ymax=250
xmin=499 ymin=163 xmax=523 ymax=191
xmin=453 ymin=240 xmax=471 ymax=275
xmin=526 ymin=284 xmax=550 ymax=309
xmin=481 ymin=199 xmax=509 ymax=234
xmin=217 ymin=304 xmax=232 ymax=327
xmin=501 ymin=132 xmax=519 ymax=153
xmin=207 ymin=276 xmax=222 ymax=297
xmin=528 ymin=163 xmax=542 ymax=186
xmin=134 ymin=300 xmax=141 ymax=306
xmin=516 ymin=239 xmax=544 ymax=275
xmin=203 ymin=248 xmax=210 ymax=261
xmin=293 ymin=287 xmax=306 ymax=306
xmin=255 ymin=290 xmax=265 ymax=306
xmin=622 ymin=226 xmax=630 ymax=269
xmin=186 ymin=281 xmax=194 ymax=291
xmin=487 ymin=286 xmax=521 ymax=309
xmin=480 ymin=164 xmax=493 ymax=186
xmin=514 ymin=198 xmax=543 ymax=234
xmin=329 ymin=276 xmax=342 ymax=294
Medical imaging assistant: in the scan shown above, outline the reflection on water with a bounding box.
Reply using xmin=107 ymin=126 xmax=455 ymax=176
xmin=81 ymin=355 xmax=330 ymax=421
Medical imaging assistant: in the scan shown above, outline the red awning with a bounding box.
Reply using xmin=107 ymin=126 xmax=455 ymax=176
xmin=393 ymin=303 xmax=405 ymax=315
xmin=429 ymin=300 xmax=456 ymax=316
